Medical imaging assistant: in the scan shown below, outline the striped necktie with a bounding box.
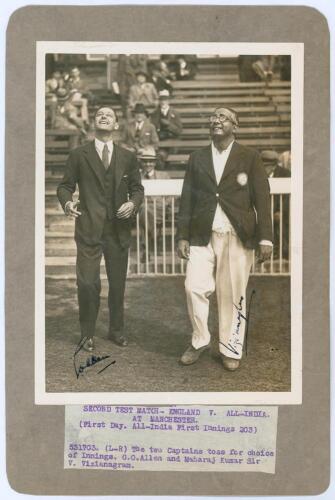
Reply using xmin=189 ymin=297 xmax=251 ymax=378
xmin=102 ymin=144 xmax=109 ymax=170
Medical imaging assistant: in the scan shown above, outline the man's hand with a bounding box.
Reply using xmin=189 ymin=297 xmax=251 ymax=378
xmin=177 ymin=239 xmax=190 ymax=260
xmin=257 ymin=244 xmax=272 ymax=263
xmin=116 ymin=201 xmax=135 ymax=219
xmin=65 ymin=200 xmax=81 ymax=218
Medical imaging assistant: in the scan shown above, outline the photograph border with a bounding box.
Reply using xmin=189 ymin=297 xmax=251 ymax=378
xmin=35 ymin=41 xmax=303 ymax=405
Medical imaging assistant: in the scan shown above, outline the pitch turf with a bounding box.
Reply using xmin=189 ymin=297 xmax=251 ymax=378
xmin=45 ymin=275 xmax=290 ymax=393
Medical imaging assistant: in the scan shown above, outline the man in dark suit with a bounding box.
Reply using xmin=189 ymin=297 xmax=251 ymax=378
xmin=177 ymin=107 xmax=273 ymax=370
xmin=57 ymin=106 xmax=144 ymax=351
xmin=150 ymin=90 xmax=183 ymax=141
xmin=121 ymin=102 xmax=159 ymax=155
xmin=261 ymin=150 xmax=291 ymax=259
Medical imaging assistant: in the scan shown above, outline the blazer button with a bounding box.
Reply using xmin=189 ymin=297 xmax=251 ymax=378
xmin=216 ymin=193 xmax=219 ymax=198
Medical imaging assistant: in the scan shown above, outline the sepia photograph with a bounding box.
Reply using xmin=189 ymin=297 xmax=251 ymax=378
xmin=35 ymin=42 xmax=303 ymax=404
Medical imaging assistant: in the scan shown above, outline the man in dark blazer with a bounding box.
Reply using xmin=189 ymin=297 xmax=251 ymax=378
xmin=57 ymin=106 xmax=144 ymax=351
xmin=177 ymin=107 xmax=273 ymax=371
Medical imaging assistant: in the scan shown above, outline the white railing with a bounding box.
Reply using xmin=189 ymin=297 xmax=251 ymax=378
xmin=129 ymin=178 xmax=291 ymax=276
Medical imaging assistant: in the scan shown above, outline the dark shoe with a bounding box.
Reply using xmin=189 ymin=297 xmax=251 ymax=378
xmin=180 ymin=344 xmax=209 ymax=366
xmin=222 ymin=356 xmax=240 ymax=371
xmin=82 ymin=337 xmax=95 ymax=352
xmin=110 ymin=332 xmax=128 ymax=347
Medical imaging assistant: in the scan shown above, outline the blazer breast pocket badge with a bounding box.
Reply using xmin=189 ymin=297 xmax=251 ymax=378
xmin=237 ymin=172 xmax=248 ymax=186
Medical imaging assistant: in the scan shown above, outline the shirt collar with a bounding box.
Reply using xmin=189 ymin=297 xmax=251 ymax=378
xmin=211 ymin=139 xmax=234 ymax=156
xmin=95 ymin=137 xmax=114 ymax=153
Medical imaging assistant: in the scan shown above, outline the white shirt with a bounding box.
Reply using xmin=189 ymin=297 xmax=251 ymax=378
xmin=135 ymin=120 xmax=144 ymax=131
xmin=161 ymin=105 xmax=169 ymax=117
xmin=95 ymin=138 xmax=113 ymax=165
xmin=211 ymin=140 xmax=235 ymax=233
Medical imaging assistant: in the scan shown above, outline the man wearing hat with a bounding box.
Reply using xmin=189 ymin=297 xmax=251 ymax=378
xmin=261 ymin=150 xmax=290 ymax=260
xmin=139 ymin=147 xmax=170 ymax=180
xmin=177 ymin=107 xmax=273 ymax=371
xmin=121 ymin=102 xmax=159 ymax=154
xmin=128 ymin=70 xmax=159 ymax=115
xmin=138 ymin=148 xmax=170 ymax=262
xmin=150 ymin=90 xmax=183 ymax=141
xmin=261 ymin=150 xmax=290 ymax=179
xmin=57 ymin=106 xmax=144 ymax=351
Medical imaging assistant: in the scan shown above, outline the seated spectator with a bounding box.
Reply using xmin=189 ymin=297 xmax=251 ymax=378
xmin=252 ymin=56 xmax=275 ymax=82
xmin=139 ymin=147 xmax=170 ymax=180
xmin=158 ymin=57 xmax=176 ymax=81
xmin=261 ymin=150 xmax=290 ymax=178
xmin=66 ymin=67 xmax=94 ymax=126
xmin=148 ymin=61 xmax=173 ymax=94
xmin=116 ymin=54 xmax=148 ymax=116
xmin=52 ymin=88 xmax=87 ymax=149
xmin=150 ymin=90 xmax=183 ymax=140
xmin=128 ymin=71 xmax=159 ymax=116
xmin=261 ymin=150 xmax=290 ymax=259
xmin=121 ymin=103 xmax=159 ymax=155
xmin=45 ymin=71 xmax=65 ymax=99
xmin=172 ymin=55 xmax=197 ymax=80
xmin=239 ymin=55 xmax=275 ymax=82
xmin=278 ymin=150 xmax=291 ymax=173
xmin=45 ymin=71 xmax=66 ymax=127
xmin=138 ymin=148 xmax=170 ymax=262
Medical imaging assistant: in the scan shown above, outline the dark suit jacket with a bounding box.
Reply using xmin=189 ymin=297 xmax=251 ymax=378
xmin=57 ymin=141 xmax=144 ymax=248
xmin=150 ymin=106 xmax=183 ymax=138
xmin=121 ymin=119 xmax=159 ymax=151
xmin=177 ymin=142 xmax=273 ymax=249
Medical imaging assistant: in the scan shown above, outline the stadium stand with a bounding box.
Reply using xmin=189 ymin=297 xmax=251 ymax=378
xmin=45 ymin=55 xmax=291 ymax=277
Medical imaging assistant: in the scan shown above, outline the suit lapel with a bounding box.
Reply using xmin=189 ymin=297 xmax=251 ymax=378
xmin=84 ymin=141 xmax=106 ymax=190
xmin=201 ymin=145 xmax=217 ymax=185
xmin=113 ymin=145 xmax=127 ymax=189
xmin=219 ymin=141 xmax=243 ymax=185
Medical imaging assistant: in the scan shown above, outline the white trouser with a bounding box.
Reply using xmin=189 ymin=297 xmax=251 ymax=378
xmin=185 ymin=231 xmax=253 ymax=359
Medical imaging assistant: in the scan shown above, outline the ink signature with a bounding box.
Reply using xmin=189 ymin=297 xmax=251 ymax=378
xmin=220 ymin=289 xmax=256 ymax=357
xmin=73 ymin=337 xmax=116 ymax=379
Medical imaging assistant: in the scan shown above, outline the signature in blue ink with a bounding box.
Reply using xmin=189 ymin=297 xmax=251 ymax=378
xmin=73 ymin=337 xmax=116 ymax=379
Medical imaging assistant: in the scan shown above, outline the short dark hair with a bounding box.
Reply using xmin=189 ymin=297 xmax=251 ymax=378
xmin=94 ymin=106 xmax=118 ymax=121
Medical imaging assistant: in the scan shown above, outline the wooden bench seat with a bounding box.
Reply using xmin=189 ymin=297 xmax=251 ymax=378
xmin=162 ymin=137 xmax=290 ymax=151
xmin=172 ymin=80 xmax=291 ymax=89
xmin=195 ymin=74 xmax=238 ymax=81
xmin=45 ymin=140 xmax=70 ymax=150
xmin=181 ymin=126 xmax=290 ymax=137
xmin=45 ymin=129 xmax=79 ymax=136
xmin=173 ymin=88 xmax=266 ymax=97
xmin=170 ymin=96 xmax=270 ymax=105
xmin=174 ymin=105 xmax=277 ymax=115
xmin=179 ymin=114 xmax=290 ymax=126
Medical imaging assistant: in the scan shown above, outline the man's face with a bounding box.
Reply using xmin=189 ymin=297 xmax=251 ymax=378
xmin=160 ymin=99 xmax=169 ymax=109
xmin=142 ymin=160 xmax=156 ymax=173
xmin=137 ymin=74 xmax=146 ymax=84
xmin=209 ymin=107 xmax=237 ymax=138
xmin=135 ymin=112 xmax=146 ymax=123
xmin=264 ymin=163 xmax=276 ymax=176
xmin=94 ymin=108 xmax=117 ymax=132
xmin=52 ymin=71 xmax=62 ymax=81
xmin=71 ymin=68 xmax=80 ymax=79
